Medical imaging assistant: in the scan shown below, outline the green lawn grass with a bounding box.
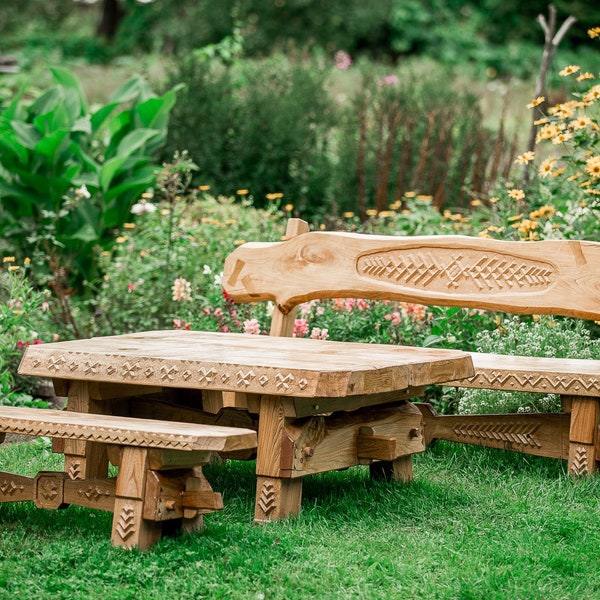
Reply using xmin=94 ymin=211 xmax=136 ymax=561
xmin=1 ymin=439 xmax=599 ymax=600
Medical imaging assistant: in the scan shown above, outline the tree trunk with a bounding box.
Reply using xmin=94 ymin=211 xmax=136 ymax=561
xmin=96 ymin=0 xmax=126 ymax=41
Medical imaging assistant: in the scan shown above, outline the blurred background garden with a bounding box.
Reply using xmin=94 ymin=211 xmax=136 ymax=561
xmin=1 ymin=0 xmax=600 ymax=414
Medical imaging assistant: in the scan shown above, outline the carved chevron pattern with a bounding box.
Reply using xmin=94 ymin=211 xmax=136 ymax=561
xmin=465 ymin=371 xmax=600 ymax=395
xmin=570 ymin=446 xmax=590 ymax=476
xmin=0 ymin=479 xmax=24 ymax=496
xmin=452 ymin=420 xmax=542 ymax=448
xmin=357 ymin=250 xmax=555 ymax=294
xmin=0 ymin=421 xmax=203 ymax=451
xmin=257 ymin=481 xmax=277 ymax=515
xmin=115 ymin=504 xmax=136 ymax=541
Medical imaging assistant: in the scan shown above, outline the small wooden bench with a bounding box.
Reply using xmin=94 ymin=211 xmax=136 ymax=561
xmin=224 ymin=218 xmax=600 ymax=476
xmin=0 ymin=406 xmax=257 ymax=550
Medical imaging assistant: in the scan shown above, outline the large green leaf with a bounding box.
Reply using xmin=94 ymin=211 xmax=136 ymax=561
xmin=10 ymin=122 xmax=40 ymax=150
xmin=34 ymin=130 xmax=70 ymax=160
xmin=90 ymin=102 xmax=121 ymax=132
xmin=0 ymin=119 xmax=28 ymax=166
xmin=117 ymin=128 xmax=160 ymax=157
xmin=98 ymin=156 xmax=129 ymax=191
xmin=108 ymin=77 xmax=144 ymax=104
xmin=29 ymin=88 xmax=63 ymax=120
xmin=49 ymin=67 xmax=88 ymax=115
xmin=135 ymin=85 xmax=182 ymax=129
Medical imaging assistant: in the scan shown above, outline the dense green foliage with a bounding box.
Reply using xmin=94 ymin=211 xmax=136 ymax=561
xmin=2 ymin=1 xmax=599 ymax=77
xmin=0 ymin=68 xmax=180 ymax=288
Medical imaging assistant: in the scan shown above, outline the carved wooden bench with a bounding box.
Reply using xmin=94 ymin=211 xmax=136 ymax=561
xmin=0 ymin=406 xmax=257 ymax=550
xmin=224 ymin=218 xmax=600 ymax=477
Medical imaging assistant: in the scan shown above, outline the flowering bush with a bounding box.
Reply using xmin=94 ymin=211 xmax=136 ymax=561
xmin=458 ymin=315 xmax=600 ymax=414
xmin=0 ymin=261 xmax=53 ymax=406
xmin=477 ymin=27 xmax=600 ymax=242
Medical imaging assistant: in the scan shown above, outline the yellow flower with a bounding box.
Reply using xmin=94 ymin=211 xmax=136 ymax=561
xmin=198 ymin=185 xmax=211 ymax=191
xmin=559 ymin=64 xmax=580 ymax=77
xmin=526 ymin=96 xmax=545 ymax=108
xmin=515 ymin=151 xmax=535 ymax=165
xmin=123 ymin=223 xmax=136 ymax=229
xmin=567 ymin=172 xmax=583 ymax=182
xmin=2 ymin=256 xmax=15 ymax=263
xmin=551 ymin=131 xmax=573 ymax=144
xmin=530 ymin=205 xmax=556 ymax=219
xmin=534 ymin=117 xmax=549 ymax=126
xmin=24 ymin=257 xmax=31 ymax=265
xmin=236 ymin=189 xmax=249 ymax=195
xmin=478 ymin=229 xmax=491 ymax=238
xmin=488 ymin=225 xmax=504 ymax=233
xmin=538 ymin=157 xmax=556 ymax=178
xmin=141 ymin=192 xmax=154 ymax=199
xmin=284 ymin=203 xmax=294 ymax=211
xmin=588 ymin=27 xmax=600 ymax=39
xmin=8 ymin=265 xmax=19 ymax=272
xmin=507 ymin=213 xmax=523 ymax=222
xmin=403 ymin=191 xmax=416 ymax=198
xmin=570 ymin=115 xmax=592 ymax=130
xmin=416 ymin=194 xmax=433 ymax=201
xmin=583 ymin=85 xmax=600 ymax=104
xmin=577 ymin=72 xmax=594 ymax=82
xmin=507 ymin=189 xmax=525 ymax=201
xmin=234 ymin=239 xmax=246 ymax=246
xmin=470 ymin=199 xmax=482 ymax=207
xmin=266 ymin=192 xmax=284 ymax=201
xmin=116 ymin=236 xmax=128 ymax=243
xmin=584 ymin=155 xmax=600 ymax=178
xmin=343 ymin=211 xmax=355 ymax=218
xmin=489 ymin=196 xmax=499 ymax=204
xmin=365 ymin=209 xmax=378 ymax=216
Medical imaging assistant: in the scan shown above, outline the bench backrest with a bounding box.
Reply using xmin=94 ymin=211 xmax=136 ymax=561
xmin=222 ymin=218 xmax=600 ymax=335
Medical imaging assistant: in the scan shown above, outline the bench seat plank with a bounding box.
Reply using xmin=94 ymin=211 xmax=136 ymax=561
xmin=0 ymin=406 xmax=257 ymax=453
xmin=446 ymin=352 xmax=600 ymax=396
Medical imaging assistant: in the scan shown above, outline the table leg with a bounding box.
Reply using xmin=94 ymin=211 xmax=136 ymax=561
xmin=369 ymin=455 xmax=413 ymax=482
xmin=566 ymin=395 xmax=599 ymax=476
xmin=254 ymin=395 xmax=302 ymax=523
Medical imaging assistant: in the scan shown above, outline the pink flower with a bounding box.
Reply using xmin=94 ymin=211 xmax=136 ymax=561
xmin=173 ymin=319 xmax=191 ymax=330
xmin=384 ymin=312 xmax=402 ymax=326
xmin=127 ymin=283 xmax=135 ymax=293
xmin=355 ymin=299 xmax=369 ymax=311
xmin=243 ymin=318 xmax=261 ymax=335
xmin=172 ymin=278 xmax=192 ymax=302
xmin=213 ymin=308 xmax=223 ymax=318
xmin=293 ymin=318 xmax=309 ymax=337
xmin=310 ymin=327 xmax=329 ymax=340
xmin=378 ymin=74 xmax=399 ymax=87
xmin=334 ymin=50 xmax=352 ymax=70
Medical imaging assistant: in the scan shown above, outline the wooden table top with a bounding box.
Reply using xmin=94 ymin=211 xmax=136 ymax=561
xmin=19 ymin=330 xmax=474 ymax=398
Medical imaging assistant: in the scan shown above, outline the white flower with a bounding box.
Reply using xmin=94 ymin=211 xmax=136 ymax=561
xmin=213 ymin=272 xmax=223 ymax=286
xmin=202 ymin=264 xmax=212 ymax=275
xmin=75 ymin=184 xmax=91 ymax=199
xmin=131 ymin=201 xmax=157 ymax=215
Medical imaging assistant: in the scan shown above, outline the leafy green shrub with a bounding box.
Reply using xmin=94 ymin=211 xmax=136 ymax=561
xmin=0 ymin=67 xmax=181 ymax=292
xmin=164 ymin=54 xmax=334 ymax=215
xmin=458 ymin=316 xmax=600 ymax=414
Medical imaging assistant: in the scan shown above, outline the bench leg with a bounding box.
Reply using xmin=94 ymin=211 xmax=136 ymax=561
xmin=566 ymin=396 xmax=599 ymax=476
xmin=254 ymin=395 xmax=303 ymax=523
xmin=111 ymin=447 xmax=161 ymax=550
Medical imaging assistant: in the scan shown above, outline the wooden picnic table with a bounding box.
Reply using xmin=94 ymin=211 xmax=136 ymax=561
xmin=19 ymin=330 xmax=475 ymax=523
